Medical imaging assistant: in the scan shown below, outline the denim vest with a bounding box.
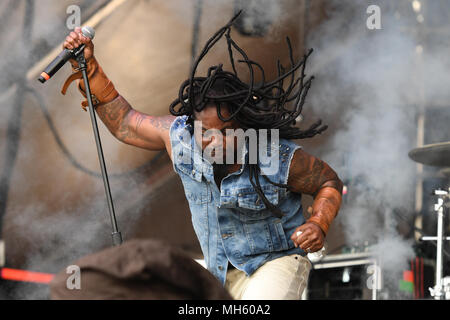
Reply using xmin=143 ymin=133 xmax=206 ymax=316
xmin=169 ymin=115 xmax=307 ymax=285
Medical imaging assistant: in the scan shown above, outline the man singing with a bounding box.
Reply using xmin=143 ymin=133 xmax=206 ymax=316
xmin=61 ymin=13 xmax=343 ymax=300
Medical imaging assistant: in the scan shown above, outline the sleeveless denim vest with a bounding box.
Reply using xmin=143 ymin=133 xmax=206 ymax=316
xmin=169 ymin=115 xmax=307 ymax=285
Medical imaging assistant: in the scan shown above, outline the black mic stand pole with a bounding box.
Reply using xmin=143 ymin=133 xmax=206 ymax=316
xmin=75 ymin=48 xmax=122 ymax=246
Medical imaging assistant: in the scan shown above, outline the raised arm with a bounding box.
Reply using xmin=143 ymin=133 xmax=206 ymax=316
xmin=287 ymin=148 xmax=343 ymax=253
xmin=95 ymin=95 xmax=175 ymax=152
xmin=62 ymin=27 xmax=175 ymax=155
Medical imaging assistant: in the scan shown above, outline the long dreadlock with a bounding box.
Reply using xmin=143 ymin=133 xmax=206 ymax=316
xmin=169 ymin=11 xmax=327 ymax=218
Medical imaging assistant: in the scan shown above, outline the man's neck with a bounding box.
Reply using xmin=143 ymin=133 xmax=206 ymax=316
xmin=212 ymin=163 xmax=241 ymax=189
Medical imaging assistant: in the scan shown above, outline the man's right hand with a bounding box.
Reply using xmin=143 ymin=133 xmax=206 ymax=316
xmin=63 ymin=27 xmax=94 ymax=68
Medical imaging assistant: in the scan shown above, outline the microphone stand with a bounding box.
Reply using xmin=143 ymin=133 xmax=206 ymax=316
xmin=75 ymin=48 xmax=123 ymax=246
xmin=425 ymin=189 xmax=449 ymax=300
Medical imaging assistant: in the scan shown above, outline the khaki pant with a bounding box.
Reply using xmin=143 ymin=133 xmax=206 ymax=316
xmin=224 ymin=254 xmax=312 ymax=300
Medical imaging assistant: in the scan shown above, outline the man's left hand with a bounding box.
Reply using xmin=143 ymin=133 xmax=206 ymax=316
xmin=290 ymin=222 xmax=325 ymax=253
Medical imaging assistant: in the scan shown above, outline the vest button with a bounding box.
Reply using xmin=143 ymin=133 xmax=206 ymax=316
xmin=218 ymin=266 xmax=223 ymax=270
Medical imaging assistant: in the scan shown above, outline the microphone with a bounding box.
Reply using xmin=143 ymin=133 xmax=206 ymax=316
xmin=38 ymin=26 xmax=95 ymax=83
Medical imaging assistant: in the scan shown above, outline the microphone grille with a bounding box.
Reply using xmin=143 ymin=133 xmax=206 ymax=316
xmin=81 ymin=26 xmax=95 ymax=40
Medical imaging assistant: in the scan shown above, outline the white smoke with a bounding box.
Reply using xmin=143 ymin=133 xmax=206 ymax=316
xmin=3 ymin=0 xmax=449 ymax=300
xmin=304 ymin=0 xmax=450 ymax=298
xmin=0 ymin=0 xmax=149 ymax=299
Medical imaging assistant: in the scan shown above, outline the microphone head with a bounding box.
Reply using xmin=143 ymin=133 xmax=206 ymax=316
xmin=81 ymin=26 xmax=95 ymax=40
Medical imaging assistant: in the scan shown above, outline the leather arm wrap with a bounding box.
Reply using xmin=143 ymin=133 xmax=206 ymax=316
xmin=61 ymin=56 xmax=118 ymax=111
xmin=307 ymin=186 xmax=342 ymax=236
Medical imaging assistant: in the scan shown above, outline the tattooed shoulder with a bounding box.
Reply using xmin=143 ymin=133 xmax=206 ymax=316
xmin=134 ymin=115 xmax=175 ymax=132
xmin=152 ymin=115 xmax=176 ymax=130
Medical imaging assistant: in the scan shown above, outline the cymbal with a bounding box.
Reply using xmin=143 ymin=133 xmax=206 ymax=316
xmin=408 ymin=141 xmax=450 ymax=167
xmin=439 ymin=167 xmax=450 ymax=178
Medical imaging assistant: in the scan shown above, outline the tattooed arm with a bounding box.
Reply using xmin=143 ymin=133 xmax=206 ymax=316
xmin=95 ymin=95 xmax=175 ymax=155
xmin=62 ymin=30 xmax=175 ymax=155
xmin=287 ymin=149 xmax=343 ymax=252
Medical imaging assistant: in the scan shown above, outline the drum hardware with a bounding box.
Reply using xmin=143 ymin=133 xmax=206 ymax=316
xmin=409 ymin=142 xmax=450 ymax=299
xmin=408 ymin=141 xmax=450 ymax=168
xmin=408 ymin=142 xmax=450 ymax=300
xmin=423 ymin=189 xmax=450 ymax=300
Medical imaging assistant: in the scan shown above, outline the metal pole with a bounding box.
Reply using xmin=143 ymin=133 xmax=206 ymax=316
xmin=434 ymin=196 xmax=444 ymax=299
xmin=76 ymin=51 xmax=122 ymax=246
